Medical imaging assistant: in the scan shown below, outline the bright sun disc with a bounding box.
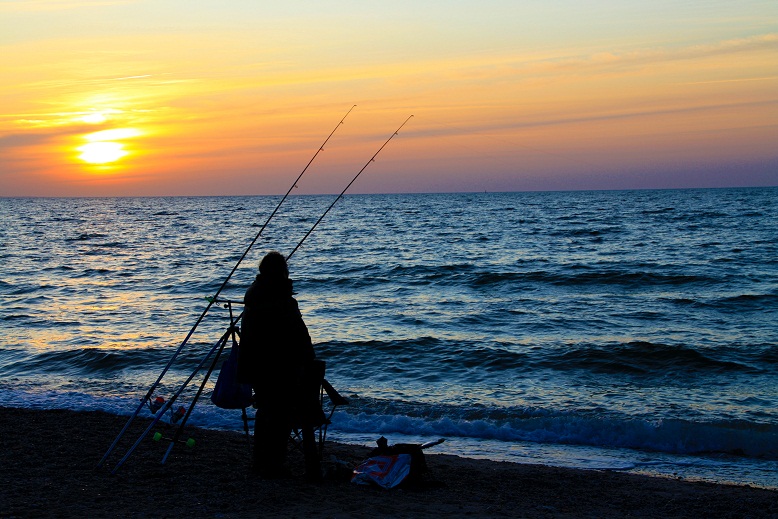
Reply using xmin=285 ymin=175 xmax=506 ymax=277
xmin=81 ymin=113 xmax=107 ymax=124
xmin=78 ymin=142 xmax=127 ymax=164
xmin=77 ymin=127 xmax=141 ymax=164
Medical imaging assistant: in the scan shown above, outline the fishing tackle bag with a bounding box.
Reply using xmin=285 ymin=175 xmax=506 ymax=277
xmin=210 ymin=341 xmax=253 ymax=409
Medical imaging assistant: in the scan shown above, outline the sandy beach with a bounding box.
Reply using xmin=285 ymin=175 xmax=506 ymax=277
xmin=0 ymin=407 xmax=775 ymax=518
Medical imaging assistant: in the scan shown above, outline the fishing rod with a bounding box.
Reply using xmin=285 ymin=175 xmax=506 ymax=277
xmin=103 ymin=112 xmax=412 ymax=473
xmin=97 ymin=105 xmax=356 ymax=468
xmin=142 ymin=115 xmax=414 ymax=469
xmin=286 ymin=114 xmax=414 ymax=262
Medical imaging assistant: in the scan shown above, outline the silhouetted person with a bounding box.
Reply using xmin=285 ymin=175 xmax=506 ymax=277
xmin=237 ymin=251 xmax=321 ymax=480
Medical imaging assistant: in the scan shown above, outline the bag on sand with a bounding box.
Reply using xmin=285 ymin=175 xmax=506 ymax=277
xmin=351 ymin=436 xmax=441 ymax=488
xmin=351 ymin=454 xmax=412 ymax=489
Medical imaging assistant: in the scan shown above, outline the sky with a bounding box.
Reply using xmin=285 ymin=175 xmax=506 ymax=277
xmin=1 ymin=0 xmax=777 ymax=197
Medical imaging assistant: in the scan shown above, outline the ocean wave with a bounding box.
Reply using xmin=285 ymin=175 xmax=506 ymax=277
xmin=641 ymin=207 xmax=675 ymax=215
xmin=346 ymin=264 xmax=723 ymax=289
xmin=333 ymin=398 xmax=778 ymax=460
xmin=670 ymin=293 xmax=778 ymax=313
xmin=2 ymin=283 xmax=47 ymax=296
xmin=64 ymin=233 xmax=108 ymax=241
xmin=552 ymin=341 xmax=759 ymax=375
xmin=72 ymin=267 xmax=114 ymax=278
xmin=714 ymin=293 xmax=778 ymax=311
xmin=317 ymin=339 xmax=761 ymax=379
xmin=757 ymin=347 xmax=778 ymax=365
xmin=548 ymin=226 xmax=624 ymax=238
xmin=522 ymin=269 xmax=714 ymax=287
xmin=0 ymin=380 xmax=775 ymax=463
xmin=0 ymin=343 xmax=224 ymax=378
xmin=2 ymin=348 xmax=160 ymax=376
xmin=2 ymin=335 xmax=769 ymax=385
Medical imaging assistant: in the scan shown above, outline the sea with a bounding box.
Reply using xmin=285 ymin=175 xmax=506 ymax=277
xmin=1 ymin=188 xmax=776 ymax=488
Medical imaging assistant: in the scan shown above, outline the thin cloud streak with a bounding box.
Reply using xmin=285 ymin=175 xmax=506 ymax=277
xmin=409 ymin=99 xmax=778 ymax=140
xmin=0 ymin=0 xmax=138 ymax=12
xmin=678 ymin=76 xmax=778 ymax=85
xmin=453 ymin=33 xmax=778 ymax=83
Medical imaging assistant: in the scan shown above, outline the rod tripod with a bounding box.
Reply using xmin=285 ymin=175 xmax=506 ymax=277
xmin=159 ymin=300 xmax=245 ymax=465
xmin=110 ymin=301 xmax=243 ymax=474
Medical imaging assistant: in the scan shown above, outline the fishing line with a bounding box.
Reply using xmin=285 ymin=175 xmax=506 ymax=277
xmin=286 ymin=114 xmax=414 ymax=262
xmin=97 ymin=105 xmax=356 ymax=468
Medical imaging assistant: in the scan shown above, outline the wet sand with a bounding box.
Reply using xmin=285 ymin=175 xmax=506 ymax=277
xmin=1 ymin=407 xmax=775 ymax=518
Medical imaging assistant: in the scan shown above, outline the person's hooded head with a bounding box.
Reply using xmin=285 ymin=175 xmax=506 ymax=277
xmin=259 ymin=251 xmax=288 ymax=280
xmin=257 ymin=251 xmax=292 ymax=296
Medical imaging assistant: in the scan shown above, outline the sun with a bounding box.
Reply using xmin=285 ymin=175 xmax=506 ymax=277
xmin=77 ymin=128 xmax=141 ymax=165
xmin=78 ymin=142 xmax=128 ymax=164
xmin=81 ymin=113 xmax=108 ymax=124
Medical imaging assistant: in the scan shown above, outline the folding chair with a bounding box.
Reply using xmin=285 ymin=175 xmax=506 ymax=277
xmin=288 ymin=360 xmax=350 ymax=460
xmin=239 ymin=359 xmax=349 ymax=461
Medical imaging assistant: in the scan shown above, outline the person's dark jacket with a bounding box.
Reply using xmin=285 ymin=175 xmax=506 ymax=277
xmin=236 ymin=275 xmax=315 ymax=407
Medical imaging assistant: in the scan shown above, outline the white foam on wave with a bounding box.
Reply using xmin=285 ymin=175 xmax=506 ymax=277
xmin=329 ymin=408 xmax=778 ymax=460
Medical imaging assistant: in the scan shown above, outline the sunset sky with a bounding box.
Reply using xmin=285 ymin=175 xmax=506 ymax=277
xmin=1 ymin=0 xmax=777 ymax=197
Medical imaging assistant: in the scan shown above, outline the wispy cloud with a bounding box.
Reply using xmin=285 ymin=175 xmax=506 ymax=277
xmin=0 ymin=126 xmax=76 ymax=150
xmin=592 ymin=33 xmax=778 ymax=69
xmin=0 ymin=0 xmax=138 ymax=12
xmin=455 ymin=33 xmax=778 ymax=82
xmin=111 ymin=74 xmax=153 ymax=81
xmin=678 ymin=76 xmax=778 ymax=85
xmin=411 ymin=99 xmax=778 ymax=140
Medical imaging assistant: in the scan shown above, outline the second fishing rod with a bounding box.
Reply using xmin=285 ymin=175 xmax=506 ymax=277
xmin=154 ymin=114 xmax=415 ymax=466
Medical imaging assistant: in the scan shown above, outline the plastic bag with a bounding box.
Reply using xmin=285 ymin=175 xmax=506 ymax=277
xmin=351 ymin=454 xmax=412 ymax=489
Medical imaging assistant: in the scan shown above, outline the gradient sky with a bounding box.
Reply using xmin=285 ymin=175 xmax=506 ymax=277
xmin=1 ymin=0 xmax=777 ymax=196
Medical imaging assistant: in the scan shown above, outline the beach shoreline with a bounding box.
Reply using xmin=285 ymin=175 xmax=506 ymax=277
xmin=1 ymin=406 xmax=776 ymax=518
